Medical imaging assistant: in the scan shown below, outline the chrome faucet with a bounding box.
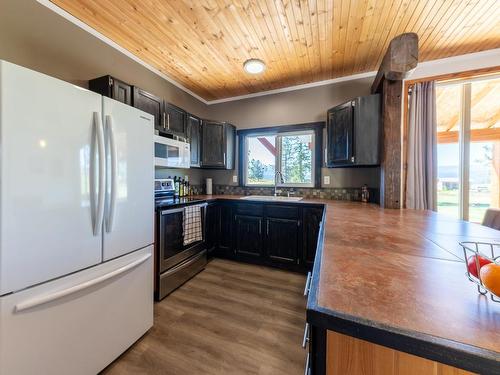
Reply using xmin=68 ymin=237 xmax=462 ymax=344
xmin=274 ymin=171 xmax=284 ymax=197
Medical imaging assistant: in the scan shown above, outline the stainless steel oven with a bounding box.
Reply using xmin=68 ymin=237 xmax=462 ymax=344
xmin=155 ymin=203 xmax=208 ymax=300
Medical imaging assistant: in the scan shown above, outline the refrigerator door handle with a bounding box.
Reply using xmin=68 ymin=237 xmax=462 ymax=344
xmin=105 ymin=115 xmax=117 ymax=233
xmin=93 ymin=112 xmax=106 ymax=236
xmin=90 ymin=113 xmax=98 ymax=235
xmin=14 ymin=253 xmax=151 ymax=312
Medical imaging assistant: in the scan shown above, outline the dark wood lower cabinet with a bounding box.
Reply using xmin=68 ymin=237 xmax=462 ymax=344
xmin=218 ymin=204 xmax=233 ymax=255
xmin=207 ymin=201 xmax=322 ymax=273
xmin=266 ymin=218 xmax=300 ymax=264
xmin=303 ymin=207 xmax=324 ymax=268
xmin=205 ymin=203 xmax=218 ymax=256
xmin=234 ymin=215 xmax=263 ymax=258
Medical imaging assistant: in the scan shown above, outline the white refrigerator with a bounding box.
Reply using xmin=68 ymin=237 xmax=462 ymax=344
xmin=0 ymin=60 xmax=154 ymax=375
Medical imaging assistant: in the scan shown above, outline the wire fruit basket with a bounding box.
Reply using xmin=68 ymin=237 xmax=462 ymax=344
xmin=459 ymin=241 xmax=500 ymax=303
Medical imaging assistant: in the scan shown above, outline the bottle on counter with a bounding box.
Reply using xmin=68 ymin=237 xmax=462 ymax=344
xmin=174 ymin=177 xmax=180 ymax=198
xmin=180 ymin=178 xmax=184 ymax=197
xmin=361 ymin=184 xmax=369 ymax=203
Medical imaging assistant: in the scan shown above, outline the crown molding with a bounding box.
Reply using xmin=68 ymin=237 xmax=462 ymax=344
xmin=35 ymin=1 xmax=500 ymax=106
xmin=207 ymin=71 xmax=378 ymax=105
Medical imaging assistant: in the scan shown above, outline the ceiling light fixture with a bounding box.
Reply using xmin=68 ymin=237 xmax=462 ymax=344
xmin=243 ymin=59 xmax=266 ymax=74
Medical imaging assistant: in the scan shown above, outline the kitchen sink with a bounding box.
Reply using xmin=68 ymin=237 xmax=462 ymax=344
xmin=240 ymin=195 xmax=303 ymax=202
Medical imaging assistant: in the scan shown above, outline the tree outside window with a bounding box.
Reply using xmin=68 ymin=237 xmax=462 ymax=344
xmin=245 ymin=131 xmax=314 ymax=187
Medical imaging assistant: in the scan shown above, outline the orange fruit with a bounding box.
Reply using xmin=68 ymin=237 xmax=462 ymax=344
xmin=480 ymin=263 xmax=500 ymax=297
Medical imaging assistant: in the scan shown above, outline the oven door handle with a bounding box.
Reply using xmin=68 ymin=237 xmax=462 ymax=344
xmin=161 ymin=208 xmax=185 ymax=215
xmin=161 ymin=203 xmax=207 ymax=216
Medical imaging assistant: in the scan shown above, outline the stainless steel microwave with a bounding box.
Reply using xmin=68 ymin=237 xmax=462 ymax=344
xmin=154 ymin=135 xmax=190 ymax=168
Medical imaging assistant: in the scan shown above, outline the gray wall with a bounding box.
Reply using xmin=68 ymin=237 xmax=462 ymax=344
xmin=205 ymin=78 xmax=380 ymax=189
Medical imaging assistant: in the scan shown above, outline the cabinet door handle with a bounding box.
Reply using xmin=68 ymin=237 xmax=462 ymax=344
xmin=351 ymin=156 xmax=355 ymax=163
xmin=223 ymin=152 xmax=226 ymax=165
xmin=304 ymin=353 xmax=310 ymax=375
xmin=259 ymin=220 xmax=262 ymax=235
xmin=302 ymin=323 xmax=310 ymax=348
xmin=167 ymin=113 xmax=170 ymax=129
xmin=162 ymin=113 xmax=166 ymax=130
xmin=324 ymin=147 xmax=327 ymax=165
xmin=266 ymin=220 xmax=269 ymax=235
xmin=304 ymin=272 xmax=312 ymax=297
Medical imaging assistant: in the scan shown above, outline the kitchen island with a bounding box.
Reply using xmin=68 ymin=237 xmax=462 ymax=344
xmin=306 ymin=201 xmax=500 ymax=375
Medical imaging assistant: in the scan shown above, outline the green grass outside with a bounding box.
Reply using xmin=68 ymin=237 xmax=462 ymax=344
xmin=437 ymin=189 xmax=491 ymax=223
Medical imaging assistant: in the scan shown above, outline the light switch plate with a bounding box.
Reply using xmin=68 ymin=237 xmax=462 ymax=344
xmin=324 ymin=175 xmax=331 ymax=185
xmin=233 ymin=175 xmax=238 ymax=183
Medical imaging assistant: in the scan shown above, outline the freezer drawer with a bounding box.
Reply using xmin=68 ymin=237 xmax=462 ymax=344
xmin=0 ymin=246 xmax=153 ymax=375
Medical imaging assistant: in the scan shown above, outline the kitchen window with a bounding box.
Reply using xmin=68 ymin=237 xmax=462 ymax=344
xmin=240 ymin=124 xmax=323 ymax=188
xmin=436 ymin=74 xmax=500 ymax=222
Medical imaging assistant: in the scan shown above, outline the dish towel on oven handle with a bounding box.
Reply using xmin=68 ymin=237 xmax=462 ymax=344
xmin=183 ymin=204 xmax=203 ymax=246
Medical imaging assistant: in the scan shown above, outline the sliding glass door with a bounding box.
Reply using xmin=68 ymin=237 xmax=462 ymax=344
xmin=436 ymin=75 xmax=500 ymax=223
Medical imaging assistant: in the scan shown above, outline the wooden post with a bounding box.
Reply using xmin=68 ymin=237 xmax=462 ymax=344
xmin=380 ymin=79 xmax=403 ymax=209
xmin=372 ymin=33 xmax=418 ymax=208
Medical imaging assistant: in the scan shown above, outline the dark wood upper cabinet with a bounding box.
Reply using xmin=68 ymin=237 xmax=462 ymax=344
xmin=187 ymin=115 xmax=201 ymax=167
xmin=164 ymin=102 xmax=187 ymax=138
xmin=327 ymin=94 xmax=381 ymax=167
xmin=327 ymin=102 xmax=354 ymax=166
xmin=89 ymin=75 xmax=132 ymax=105
xmin=132 ymin=87 xmax=163 ymax=131
xmin=201 ymin=121 xmax=235 ymax=169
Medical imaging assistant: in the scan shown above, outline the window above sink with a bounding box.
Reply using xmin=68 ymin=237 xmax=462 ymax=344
xmin=237 ymin=122 xmax=324 ymax=189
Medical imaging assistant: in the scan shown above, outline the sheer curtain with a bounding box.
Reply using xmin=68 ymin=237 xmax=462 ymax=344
xmin=405 ymin=81 xmax=437 ymax=210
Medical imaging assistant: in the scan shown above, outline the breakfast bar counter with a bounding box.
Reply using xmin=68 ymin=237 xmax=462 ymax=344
xmin=306 ymin=201 xmax=500 ymax=375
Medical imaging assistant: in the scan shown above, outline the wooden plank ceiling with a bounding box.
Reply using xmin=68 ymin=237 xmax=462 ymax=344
xmin=50 ymin=0 xmax=500 ymax=101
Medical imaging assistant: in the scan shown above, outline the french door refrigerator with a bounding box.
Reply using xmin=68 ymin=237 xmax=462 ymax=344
xmin=0 ymin=60 xmax=154 ymax=375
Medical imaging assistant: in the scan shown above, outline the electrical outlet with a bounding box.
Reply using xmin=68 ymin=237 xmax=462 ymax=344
xmin=232 ymin=175 xmax=238 ymax=183
xmin=324 ymin=175 xmax=331 ymax=185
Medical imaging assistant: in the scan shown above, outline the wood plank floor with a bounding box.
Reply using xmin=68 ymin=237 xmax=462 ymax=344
xmin=101 ymin=258 xmax=308 ymax=375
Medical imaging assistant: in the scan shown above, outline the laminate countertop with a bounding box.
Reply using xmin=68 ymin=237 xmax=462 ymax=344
xmin=304 ymin=201 xmax=500 ymax=374
xmin=191 ymin=196 xmax=500 ymax=373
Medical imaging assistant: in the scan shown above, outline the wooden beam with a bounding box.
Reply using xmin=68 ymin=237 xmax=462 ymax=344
xmin=375 ymin=33 xmax=418 ymax=209
xmin=380 ymin=79 xmax=403 ymax=208
xmin=371 ymin=33 xmax=419 ymax=94
xmin=486 ymin=110 xmax=500 ymax=129
xmin=257 ymin=137 xmax=277 ymax=156
xmin=438 ymin=128 xmax=500 ymax=143
xmin=443 ymin=83 xmax=495 ymax=132
xmin=404 ymin=66 xmax=500 ymax=87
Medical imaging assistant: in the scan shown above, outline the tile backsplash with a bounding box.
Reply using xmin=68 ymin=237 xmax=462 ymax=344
xmin=199 ymin=185 xmax=379 ymax=203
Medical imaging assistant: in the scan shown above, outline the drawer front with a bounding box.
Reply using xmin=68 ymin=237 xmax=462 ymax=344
xmin=265 ymin=204 xmax=299 ymax=219
xmin=235 ymin=203 xmax=264 ymax=216
xmin=158 ymin=250 xmax=207 ymax=300
xmin=0 ymin=247 xmax=153 ymax=375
